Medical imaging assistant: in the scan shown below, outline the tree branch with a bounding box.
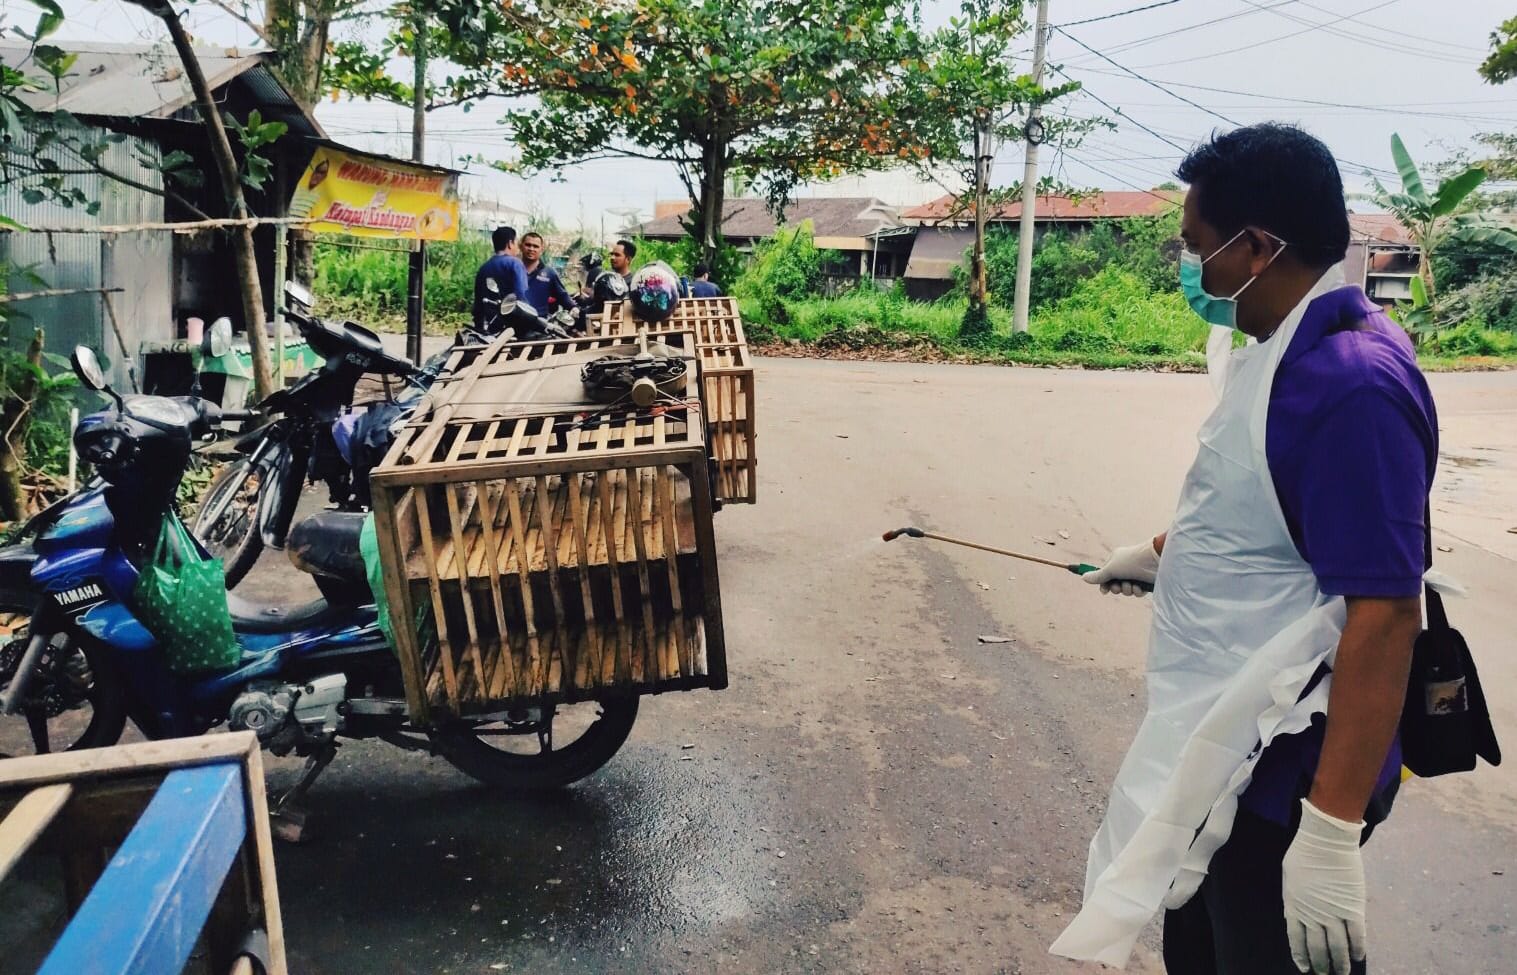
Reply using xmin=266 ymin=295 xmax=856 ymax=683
xmin=203 ymin=0 xmax=273 ymax=43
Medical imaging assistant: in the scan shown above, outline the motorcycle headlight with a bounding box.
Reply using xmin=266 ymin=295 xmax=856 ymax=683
xmin=124 ymin=396 xmax=193 ymax=429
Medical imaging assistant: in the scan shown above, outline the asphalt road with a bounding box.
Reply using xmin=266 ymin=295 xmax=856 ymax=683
xmin=247 ymin=355 xmax=1517 ymax=974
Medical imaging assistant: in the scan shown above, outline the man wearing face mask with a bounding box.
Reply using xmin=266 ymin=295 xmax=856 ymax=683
xmin=1051 ymin=124 xmax=1435 ymax=975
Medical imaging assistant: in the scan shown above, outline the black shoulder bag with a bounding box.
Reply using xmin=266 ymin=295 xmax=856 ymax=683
xmin=1399 ymin=504 xmax=1502 ymax=777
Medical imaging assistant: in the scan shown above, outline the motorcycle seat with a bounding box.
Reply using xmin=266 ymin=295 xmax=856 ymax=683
xmin=225 ymin=591 xmax=350 ymax=634
xmin=286 ymin=510 xmax=369 ymax=585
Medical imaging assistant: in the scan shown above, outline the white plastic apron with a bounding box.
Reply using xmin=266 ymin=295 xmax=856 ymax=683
xmin=1050 ymin=267 xmax=1347 ymax=967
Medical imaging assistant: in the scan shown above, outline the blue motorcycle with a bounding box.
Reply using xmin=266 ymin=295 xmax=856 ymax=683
xmin=0 ymin=346 xmax=638 ymax=834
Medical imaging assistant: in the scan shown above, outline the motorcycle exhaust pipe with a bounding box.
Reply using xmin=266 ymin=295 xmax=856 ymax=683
xmin=0 ymin=632 xmax=50 ymax=715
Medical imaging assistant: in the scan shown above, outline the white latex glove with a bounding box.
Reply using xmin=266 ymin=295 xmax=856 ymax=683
xmin=1082 ymin=539 xmax=1160 ymax=597
xmin=1283 ymin=799 xmax=1367 ymax=975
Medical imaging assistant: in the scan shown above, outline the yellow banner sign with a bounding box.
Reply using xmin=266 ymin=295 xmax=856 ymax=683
xmin=289 ymin=145 xmax=460 ymax=241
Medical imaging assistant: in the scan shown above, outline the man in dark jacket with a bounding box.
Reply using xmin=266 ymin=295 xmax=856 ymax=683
xmin=520 ymin=232 xmax=576 ymax=314
xmin=472 ymin=226 xmax=530 ymax=332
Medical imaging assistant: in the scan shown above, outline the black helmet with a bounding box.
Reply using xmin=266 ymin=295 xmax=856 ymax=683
xmin=628 ymin=261 xmax=681 ymax=323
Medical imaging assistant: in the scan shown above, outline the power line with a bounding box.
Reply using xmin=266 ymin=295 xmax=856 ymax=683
xmin=1294 ymin=0 xmax=1483 ymax=53
xmin=1055 ymin=0 xmax=1182 ymax=29
xmin=1129 ymin=0 xmax=1434 ymax=71
xmin=1068 ymin=66 xmax=1517 ymax=125
xmin=1061 ymin=0 xmax=1304 ymax=64
xmin=1238 ymin=0 xmax=1474 ymax=65
xmin=1052 ymin=33 xmax=1402 ymax=180
xmin=1054 ymin=26 xmax=1242 ymax=126
xmin=1050 ymin=64 xmax=1190 ymax=152
xmin=1060 ymin=150 xmax=1183 ymax=204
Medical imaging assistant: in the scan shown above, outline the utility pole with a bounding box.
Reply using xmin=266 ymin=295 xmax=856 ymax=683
xmin=405 ymin=14 xmax=427 ymax=365
xmin=1011 ymin=0 xmax=1050 ymax=334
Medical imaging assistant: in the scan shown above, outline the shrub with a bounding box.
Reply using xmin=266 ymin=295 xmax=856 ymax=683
xmin=312 ymin=235 xmax=491 ymax=329
xmin=1031 ymin=267 xmax=1205 ymax=356
xmin=975 ymin=210 xmax=1182 ymax=313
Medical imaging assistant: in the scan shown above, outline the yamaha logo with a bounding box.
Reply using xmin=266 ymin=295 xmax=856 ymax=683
xmin=55 ymin=583 xmax=105 ymax=609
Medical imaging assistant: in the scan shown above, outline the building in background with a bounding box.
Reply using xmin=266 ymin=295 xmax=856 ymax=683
xmin=638 ymin=197 xmax=912 ymax=290
xmin=0 ymin=41 xmax=322 ymax=384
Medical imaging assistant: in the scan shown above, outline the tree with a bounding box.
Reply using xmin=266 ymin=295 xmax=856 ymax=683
xmin=1480 ymin=16 xmax=1517 ymax=84
xmin=419 ymin=0 xmax=1038 ymax=266
xmin=1374 ymin=133 xmax=1517 ymax=332
xmin=909 ymin=0 xmax=1085 ymax=337
xmin=125 ymin=0 xmax=278 ymax=401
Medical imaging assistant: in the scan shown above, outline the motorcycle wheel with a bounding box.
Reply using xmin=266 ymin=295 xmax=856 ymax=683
xmin=432 ymin=697 xmax=638 ymax=794
xmin=192 ymin=457 xmax=264 ymax=587
xmin=0 ymin=590 xmax=126 ymax=757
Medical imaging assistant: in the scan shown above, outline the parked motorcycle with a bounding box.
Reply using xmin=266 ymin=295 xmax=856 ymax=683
xmin=0 ymin=346 xmax=638 ymax=834
xmin=191 ymin=284 xmax=436 ymax=586
xmin=195 ymin=285 xmax=575 ymax=587
xmin=574 ymin=252 xmax=629 ymax=332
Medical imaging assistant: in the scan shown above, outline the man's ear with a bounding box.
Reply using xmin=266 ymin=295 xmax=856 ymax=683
xmin=1240 ymin=227 xmax=1283 ymax=275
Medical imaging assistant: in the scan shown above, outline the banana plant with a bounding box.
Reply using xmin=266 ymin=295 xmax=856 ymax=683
xmin=1375 ymin=133 xmax=1517 ymax=331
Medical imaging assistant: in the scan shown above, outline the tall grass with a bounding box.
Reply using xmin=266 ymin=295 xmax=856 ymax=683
xmin=312 ymin=236 xmax=493 ymax=331
xmin=753 ymin=268 xmax=1210 ymax=366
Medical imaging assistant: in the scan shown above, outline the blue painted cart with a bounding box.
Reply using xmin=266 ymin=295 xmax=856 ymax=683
xmin=0 ymin=733 xmax=286 ymax=974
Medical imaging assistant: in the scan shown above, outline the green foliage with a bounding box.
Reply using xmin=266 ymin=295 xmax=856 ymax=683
xmin=1422 ymin=318 xmax=1517 ymax=357
xmin=753 ymin=266 xmax=1210 ymax=367
xmin=414 ymin=0 xmax=1069 ymax=263
xmin=1480 ymin=16 xmax=1517 ymax=84
xmin=1439 ymin=268 xmax=1517 ymax=333
xmin=224 ymin=109 xmax=288 ymax=191
xmin=629 ymin=236 xmax=743 ymax=288
xmin=732 ymin=222 xmax=839 ymax=323
xmin=975 ymin=210 xmax=1181 ymax=312
xmin=958 ymin=298 xmax=993 ymax=344
xmin=1028 ymin=268 xmax=1203 ymax=356
xmin=1373 ymin=133 xmax=1517 ymax=334
xmin=312 ymin=235 xmax=493 ymax=331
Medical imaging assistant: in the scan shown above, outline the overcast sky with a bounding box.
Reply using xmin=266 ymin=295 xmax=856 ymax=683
xmin=41 ymin=0 xmax=1517 ymax=234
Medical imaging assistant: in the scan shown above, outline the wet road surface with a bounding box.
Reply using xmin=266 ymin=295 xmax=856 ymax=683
xmin=11 ymin=353 xmax=1513 ymax=974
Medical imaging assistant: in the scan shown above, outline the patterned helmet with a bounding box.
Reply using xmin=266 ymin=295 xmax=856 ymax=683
xmin=628 ymin=261 xmax=681 ymax=323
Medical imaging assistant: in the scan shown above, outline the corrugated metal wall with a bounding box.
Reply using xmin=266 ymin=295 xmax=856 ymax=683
xmin=1 ymin=128 xmax=172 ymax=387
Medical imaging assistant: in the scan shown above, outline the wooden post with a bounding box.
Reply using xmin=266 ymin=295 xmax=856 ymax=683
xmin=405 ymin=11 xmax=428 ymax=366
xmin=128 ymin=0 xmax=276 ymax=402
xmin=100 ymin=291 xmax=140 ymax=393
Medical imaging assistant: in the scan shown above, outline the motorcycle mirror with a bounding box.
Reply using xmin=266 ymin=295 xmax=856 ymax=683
xmin=499 ymin=296 xmax=519 ymax=316
xmin=71 ymin=346 xmax=106 ymax=391
xmin=485 ymin=277 xmax=502 ymax=295
xmin=205 ymin=317 xmax=233 ymax=358
xmin=284 ymin=279 xmax=314 ymax=310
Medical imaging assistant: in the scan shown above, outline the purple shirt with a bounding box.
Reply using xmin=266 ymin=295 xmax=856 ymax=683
xmin=1239 ymin=285 xmax=1438 ymax=826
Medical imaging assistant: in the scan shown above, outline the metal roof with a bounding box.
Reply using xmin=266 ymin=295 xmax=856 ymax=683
xmin=1347 ymin=213 xmax=1415 ymax=246
xmin=0 ymin=41 xmax=321 ymax=137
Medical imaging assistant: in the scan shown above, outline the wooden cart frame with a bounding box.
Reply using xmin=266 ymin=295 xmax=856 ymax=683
xmin=369 ymin=331 xmax=728 ymax=723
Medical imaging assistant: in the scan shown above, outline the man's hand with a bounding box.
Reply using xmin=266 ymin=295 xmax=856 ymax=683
xmin=1083 ymin=537 xmax=1162 ymax=597
xmin=1283 ymin=799 xmax=1366 ymax=974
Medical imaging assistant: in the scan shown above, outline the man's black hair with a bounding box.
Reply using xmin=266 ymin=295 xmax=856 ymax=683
xmin=693 ymin=261 xmax=711 ymax=278
xmin=615 ymin=238 xmax=637 ymax=260
xmin=521 ymin=230 xmax=544 ymax=244
xmin=1176 ymin=123 xmax=1349 ymax=268
xmin=492 ymin=226 xmax=518 ymax=251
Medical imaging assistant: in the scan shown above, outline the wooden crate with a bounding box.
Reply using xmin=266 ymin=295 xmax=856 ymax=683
xmin=600 ymin=296 xmax=746 ymax=345
xmin=370 ymin=333 xmax=727 ymax=723
xmin=0 ymin=734 xmax=286 ymax=975
xmin=600 ymin=299 xmax=757 ymax=505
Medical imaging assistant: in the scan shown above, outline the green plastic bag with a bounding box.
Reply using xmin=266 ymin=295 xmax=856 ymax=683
xmin=360 ymin=512 xmax=432 ymax=655
xmin=133 ymin=513 xmax=241 ymax=675
xmin=359 ymin=513 xmax=395 ymax=650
